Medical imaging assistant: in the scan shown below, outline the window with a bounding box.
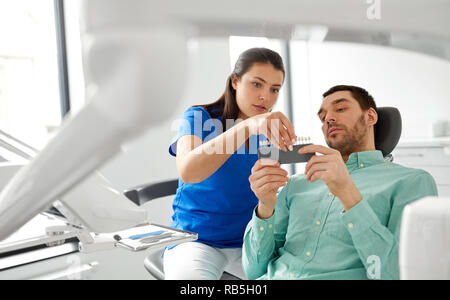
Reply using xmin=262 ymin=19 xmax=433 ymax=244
xmin=0 ymin=0 xmax=61 ymax=150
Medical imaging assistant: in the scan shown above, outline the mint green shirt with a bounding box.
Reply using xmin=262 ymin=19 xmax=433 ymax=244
xmin=242 ymin=150 xmax=438 ymax=280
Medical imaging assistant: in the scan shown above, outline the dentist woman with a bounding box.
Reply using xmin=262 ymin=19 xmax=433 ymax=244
xmin=164 ymin=48 xmax=296 ymax=279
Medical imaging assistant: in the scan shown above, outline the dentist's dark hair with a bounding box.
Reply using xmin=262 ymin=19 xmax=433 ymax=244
xmin=194 ymin=47 xmax=285 ymax=130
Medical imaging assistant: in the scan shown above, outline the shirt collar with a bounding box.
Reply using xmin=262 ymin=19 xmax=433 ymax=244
xmin=346 ymin=150 xmax=384 ymax=171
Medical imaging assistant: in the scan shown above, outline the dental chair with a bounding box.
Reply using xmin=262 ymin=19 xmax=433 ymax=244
xmin=375 ymin=107 xmax=402 ymax=161
xmin=124 ymin=106 xmax=402 ymax=280
xmin=123 ymin=179 xmax=241 ymax=280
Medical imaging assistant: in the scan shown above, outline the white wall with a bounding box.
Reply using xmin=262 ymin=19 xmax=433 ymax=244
xmin=98 ymin=37 xmax=231 ymax=225
xmin=291 ymin=41 xmax=450 ymax=147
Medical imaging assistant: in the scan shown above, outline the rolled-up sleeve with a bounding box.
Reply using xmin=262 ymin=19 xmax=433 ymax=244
xmin=169 ymin=107 xmax=212 ymax=156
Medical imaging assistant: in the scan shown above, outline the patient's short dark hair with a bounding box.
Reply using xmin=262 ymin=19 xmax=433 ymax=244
xmin=323 ymin=85 xmax=377 ymax=112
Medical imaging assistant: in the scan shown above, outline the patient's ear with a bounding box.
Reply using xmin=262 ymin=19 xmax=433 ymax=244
xmin=367 ymin=107 xmax=378 ymax=127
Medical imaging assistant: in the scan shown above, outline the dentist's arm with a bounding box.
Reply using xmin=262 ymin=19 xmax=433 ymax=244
xmin=176 ymin=112 xmax=296 ymax=183
xmin=176 ymin=121 xmax=246 ymax=183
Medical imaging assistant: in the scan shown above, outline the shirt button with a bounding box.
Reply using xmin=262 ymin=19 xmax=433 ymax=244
xmin=315 ymin=220 xmax=321 ymax=226
xmin=290 ymin=273 xmax=295 ymax=278
xmin=360 ymin=164 xmax=364 ymax=168
xmin=328 ymin=192 xmax=333 ymax=197
xmin=259 ymin=226 xmax=265 ymax=231
xmin=268 ymin=224 xmax=273 ymax=229
xmin=306 ymin=251 xmax=311 ymax=257
xmin=258 ymin=251 xmax=262 ymax=255
xmin=348 ymin=222 xmax=354 ymax=229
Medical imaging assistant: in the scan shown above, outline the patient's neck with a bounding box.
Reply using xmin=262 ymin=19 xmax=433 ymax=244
xmin=339 ymin=136 xmax=376 ymax=163
xmin=340 ymin=144 xmax=376 ymax=163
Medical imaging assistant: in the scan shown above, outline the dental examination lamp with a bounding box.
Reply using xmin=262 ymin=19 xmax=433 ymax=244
xmin=0 ymin=1 xmax=191 ymax=249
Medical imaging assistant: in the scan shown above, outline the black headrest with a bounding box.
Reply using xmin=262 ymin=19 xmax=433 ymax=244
xmin=374 ymin=107 xmax=402 ymax=157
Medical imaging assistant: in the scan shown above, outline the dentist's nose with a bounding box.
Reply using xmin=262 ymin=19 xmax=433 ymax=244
xmin=259 ymin=89 xmax=270 ymax=102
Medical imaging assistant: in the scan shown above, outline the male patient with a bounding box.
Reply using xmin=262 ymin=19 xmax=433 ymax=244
xmin=243 ymin=85 xmax=438 ymax=280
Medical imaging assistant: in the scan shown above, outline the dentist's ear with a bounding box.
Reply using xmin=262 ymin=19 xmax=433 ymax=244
xmin=231 ymin=74 xmax=240 ymax=90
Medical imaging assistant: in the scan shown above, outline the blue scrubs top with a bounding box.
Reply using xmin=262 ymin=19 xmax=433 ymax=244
xmin=169 ymin=106 xmax=264 ymax=248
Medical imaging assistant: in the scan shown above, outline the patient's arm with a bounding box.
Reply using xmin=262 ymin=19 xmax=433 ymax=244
xmin=242 ymin=180 xmax=290 ymax=280
xmin=248 ymin=159 xmax=289 ymax=219
xmin=341 ymin=171 xmax=438 ymax=280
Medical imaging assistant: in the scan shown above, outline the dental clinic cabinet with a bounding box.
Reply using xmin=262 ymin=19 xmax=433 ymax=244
xmin=392 ymin=138 xmax=450 ymax=197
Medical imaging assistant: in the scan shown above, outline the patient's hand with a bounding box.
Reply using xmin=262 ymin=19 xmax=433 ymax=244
xmin=299 ymin=144 xmax=362 ymax=211
xmin=249 ymin=159 xmax=289 ymax=219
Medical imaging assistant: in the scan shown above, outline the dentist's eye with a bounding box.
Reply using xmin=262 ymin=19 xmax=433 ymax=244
xmin=252 ymin=82 xmax=262 ymax=88
xmin=272 ymin=88 xmax=279 ymax=94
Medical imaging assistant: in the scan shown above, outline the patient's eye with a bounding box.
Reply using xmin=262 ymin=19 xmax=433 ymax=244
xmin=271 ymin=88 xmax=279 ymax=94
xmin=252 ymin=82 xmax=262 ymax=88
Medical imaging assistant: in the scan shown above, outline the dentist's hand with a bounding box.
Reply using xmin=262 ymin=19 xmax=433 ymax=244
xmin=244 ymin=111 xmax=296 ymax=152
xmin=298 ymin=144 xmax=362 ymax=211
xmin=249 ymin=159 xmax=289 ymax=219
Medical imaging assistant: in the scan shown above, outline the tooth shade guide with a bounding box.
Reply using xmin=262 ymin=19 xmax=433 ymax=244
xmin=259 ymin=136 xmax=311 ymax=147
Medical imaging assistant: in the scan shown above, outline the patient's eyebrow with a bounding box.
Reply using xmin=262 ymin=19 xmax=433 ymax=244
xmin=317 ymin=98 xmax=350 ymax=116
xmin=332 ymin=98 xmax=350 ymax=105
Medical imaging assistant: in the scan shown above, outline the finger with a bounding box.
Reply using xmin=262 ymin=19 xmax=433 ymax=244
xmin=309 ymin=170 xmax=328 ymax=183
xmin=252 ymin=174 xmax=289 ymax=189
xmin=249 ymin=168 xmax=289 ymax=183
xmin=260 ymin=181 xmax=288 ymax=194
xmin=269 ymin=119 xmax=287 ymax=151
xmin=251 ymin=159 xmax=264 ymax=173
xmin=267 ymin=125 xmax=288 ymax=152
xmin=260 ymin=158 xmax=280 ymax=167
xmin=304 ymin=155 xmax=330 ymax=174
xmin=272 ymin=117 xmax=293 ymax=150
xmin=251 ymin=160 xmax=262 ymax=174
xmin=265 ymin=127 xmax=281 ymax=151
xmin=277 ymin=113 xmax=297 ymax=143
xmin=252 ymin=159 xmax=279 ymax=173
xmin=298 ymin=144 xmax=336 ymax=155
xmin=251 ymin=165 xmax=287 ymax=182
xmin=305 ymin=162 xmax=328 ymax=181
xmin=279 ymin=126 xmax=293 ymax=151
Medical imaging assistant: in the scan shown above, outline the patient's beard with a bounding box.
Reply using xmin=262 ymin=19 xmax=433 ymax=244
xmin=326 ymin=115 xmax=368 ymax=158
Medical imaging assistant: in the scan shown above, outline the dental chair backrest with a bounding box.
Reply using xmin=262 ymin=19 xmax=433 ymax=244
xmin=374 ymin=107 xmax=402 ymax=161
